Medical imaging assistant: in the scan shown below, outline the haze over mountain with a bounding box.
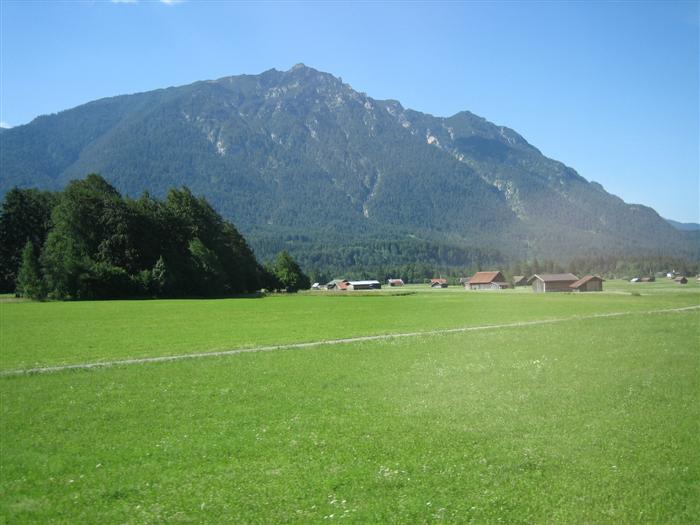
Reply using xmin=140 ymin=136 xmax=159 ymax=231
xmin=1 ymin=64 xmax=696 ymax=267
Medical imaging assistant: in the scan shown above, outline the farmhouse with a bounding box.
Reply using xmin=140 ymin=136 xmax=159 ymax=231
xmin=430 ymin=278 xmax=448 ymax=288
xmin=570 ymin=275 xmax=604 ymax=292
xmin=466 ymin=271 xmax=509 ymax=290
xmin=529 ymin=273 xmax=579 ymax=293
xmin=347 ymin=280 xmax=382 ymax=290
xmin=674 ymin=276 xmax=688 ymax=284
xmin=387 ymin=278 xmax=404 ymax=287
xmin=326 ymin=279 xmax=349 ymax=290
xmin=512 ymin=275 xmax=528 ymax=287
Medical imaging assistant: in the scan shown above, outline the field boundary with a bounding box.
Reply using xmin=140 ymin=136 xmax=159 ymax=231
xmin=2 ymin=305 xmax=698 ymax=377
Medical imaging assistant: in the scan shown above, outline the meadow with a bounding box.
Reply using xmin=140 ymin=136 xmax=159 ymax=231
xmin=1 ymin=279 xmax=698 ymax=523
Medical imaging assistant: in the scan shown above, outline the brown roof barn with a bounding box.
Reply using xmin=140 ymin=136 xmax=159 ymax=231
xmin=528 ymin=273 xmax=579 ymax=293
xmin=512 ymin=275 xmax=528 ymax=287
xmin=570 ymin=275 xmax=604 ymax=292
xmin=467 ymin=271 xmax=509 ymax=290
xmin=430 ymin=278 xmax=448 ymax=288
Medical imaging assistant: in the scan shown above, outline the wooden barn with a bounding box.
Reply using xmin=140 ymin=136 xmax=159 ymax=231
xmin=529 ymin=273 xmax=579 ymax=293
xmin=347 ymin=280 xmax=381 ymax=290
xmin=387 ymin=278 xmax=404 ymax=287
xmin=512 ymin=275 xmax=528 ymax=287
xmin=326 ymin=279 xmax=349 ymax=290
xmin=570 ymin=275 xmax=604 ymax=292
xmin=430 ymin=278 xmax=448 ymax=288
xmin=466 ymin=271 xmax=509 ymax=290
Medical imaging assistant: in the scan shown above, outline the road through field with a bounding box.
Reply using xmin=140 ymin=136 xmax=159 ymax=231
xmin=3 ymin=304 xmax=698 ymax=377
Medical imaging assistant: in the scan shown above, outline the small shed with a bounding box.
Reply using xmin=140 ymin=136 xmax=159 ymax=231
xmin=348 ymin=280 xmax=382 ymax=290
xmin=529 ymin=273 xmax=579 ymax=293
xmin=570 ymin=275 xmax=604 ymax=292
xmin=387 ymin=278 xmax=404 ymax=287
xmin=430 ymin=278 xmax=448 ymax=288
xmin=674 ymin=276 xmax=688 ymax=284
xmin=467 ymin=271 xmax=509 ymax=290
xmin=512 ymin=275 xmax=528 ymax=287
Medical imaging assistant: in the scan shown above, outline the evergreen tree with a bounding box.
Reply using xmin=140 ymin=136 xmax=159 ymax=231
xmin=273 ymin=251 xmax=310 ymax=292
xmin=16 ymin=240 xmax=45 ymax=299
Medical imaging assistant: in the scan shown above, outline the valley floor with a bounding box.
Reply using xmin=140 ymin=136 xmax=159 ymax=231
xmin=1 ymin=280 xmax=698 ymax=523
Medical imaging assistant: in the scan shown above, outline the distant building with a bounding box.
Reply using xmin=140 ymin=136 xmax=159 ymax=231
xmin=512 ymin=275 xmax=528 ymax=287
xmin=347 ymin=280 xmax=382 ymax=290
xmin=387 ymin=278 xmax=404 ymax=287
xmin=640 ymin=276 xmax=655 ymax=282
xmin=674 ymin=276 xmax=688 ymax=284
xmin=467 ymin=271 xmax=509 ymax=290
xmin=326 ymin=279 xmax=349 ymax=290
xmin=311 ymin=282 xmax=321 ymax=290
xmin=630 ymin=277 xmax=641 ymax=283
xmin=528 ymin=273 xmax=579 ymax=293
xmin=430 ymin=278 xmax=448 ymax=288
xmin=570 ymin=275 xmax=604 ymax=292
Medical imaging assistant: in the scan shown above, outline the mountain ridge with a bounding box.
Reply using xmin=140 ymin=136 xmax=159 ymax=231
xmin=1 ymin=64 xmax=696 ymax=266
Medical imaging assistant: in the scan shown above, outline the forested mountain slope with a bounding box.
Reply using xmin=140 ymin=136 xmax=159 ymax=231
xmin=2 ymin=64 xmax=695 ymax=265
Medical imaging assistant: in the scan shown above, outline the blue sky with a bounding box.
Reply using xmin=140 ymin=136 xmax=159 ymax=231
xmin=1 ymin=1 xmax=698 ymax=222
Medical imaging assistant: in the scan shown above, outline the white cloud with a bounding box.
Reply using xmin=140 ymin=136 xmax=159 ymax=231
xmin=159 ymin=0 xmax=185 ymax=4
xmin=0 ymin=121 xmax=11 ymax=129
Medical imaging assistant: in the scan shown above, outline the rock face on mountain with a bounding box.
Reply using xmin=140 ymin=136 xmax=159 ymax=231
xmin=1 ymin=64 xmax=694 ymax=263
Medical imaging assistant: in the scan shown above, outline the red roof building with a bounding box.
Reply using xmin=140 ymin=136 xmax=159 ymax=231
xmin=466 ymin=271 xmax=508 ymax=290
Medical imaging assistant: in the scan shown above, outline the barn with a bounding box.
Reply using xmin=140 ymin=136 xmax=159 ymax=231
xmin=326 ymin=279 xmax=349 ymax=290
xmin=466 ymin=271 xmax=509 ymax=290
xmin=529 ymin=273 xmax=579 ymax=293
xmin=387 ymin=278 xmax=404 ymax=287
xmin=430 ymin=278 xmax=448 ymax=288
xmin=348 ymin=280 xmax=382 ymax=290
xmin=570 ymin=275 xmax=604 ymax=292
xmin=512 ymin=275 xmax=528 ymax=287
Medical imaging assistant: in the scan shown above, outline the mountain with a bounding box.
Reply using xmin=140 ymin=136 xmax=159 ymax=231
xmin=1 ymin=64 xmax=696 ymax=268
xmin=667 ymin=219 xmax=700 ymax=232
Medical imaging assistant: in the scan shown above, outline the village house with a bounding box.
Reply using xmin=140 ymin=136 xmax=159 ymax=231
xmin=570 ymin=275 xmax=604 ymax=292
xmin=466 ymin=271 xmax=509 ymax=290
xmin=326 ymin=279 xmax=349 ymax=290
xmin=512 ymin=275 xmax=528 ymax=287
xmin=430 ymin=278 xmax=448 ymax=288
xmin=347 ymin=280 xmax=382 ymax=290
xmin=387 ymin=278 xmax=404 ymax=287
xmin=528 ymin=273 xmax=579 ymax=293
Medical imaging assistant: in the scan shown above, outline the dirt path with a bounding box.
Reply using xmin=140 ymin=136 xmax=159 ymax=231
xmin=2 ymin=305 xmax=698 ymax=377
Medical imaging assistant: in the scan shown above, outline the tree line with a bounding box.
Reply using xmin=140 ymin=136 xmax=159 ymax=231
xmin=1 ymin=175 xmax=309 ymax=299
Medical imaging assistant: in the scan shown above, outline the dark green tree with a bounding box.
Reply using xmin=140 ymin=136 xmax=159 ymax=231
xmin=0 ymin=188 xmax=56 ymax=292
xmin=273 ymin=251 xmax=310 ymax=292
xmin=15 ymin=240 xmax=45 ymax=299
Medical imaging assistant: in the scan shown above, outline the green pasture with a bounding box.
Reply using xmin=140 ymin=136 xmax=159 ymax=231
xmin=1 ymin=280 xmax=698 ymax=523
xmin=1 ymin=280 xmax=698 ymax=371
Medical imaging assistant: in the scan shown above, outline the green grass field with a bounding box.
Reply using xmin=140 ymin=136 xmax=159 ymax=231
xmin=1 ymin=280 xmax=698 ymax=523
